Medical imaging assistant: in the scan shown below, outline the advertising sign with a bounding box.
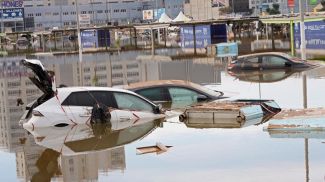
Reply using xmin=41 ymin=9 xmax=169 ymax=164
xmin=154 ymin=8 xmax=165 ymax=20
xmin=195 ymin=25 xmax=211 ymax=48
xmin=0 ymin=8 xmax=24 ymax=20
xmin=216 ymin=42 xmax=238 ymax=57
xmin=81 ymin=30 xmax=98 ymax=48
xmin=1 ymin=0 xmax=23 ymax=8
xmin=97 ymin=29 xmax=110 ymax=47
xmin=288 ymin=0 xmax=295 ymax=7
xmin=294 ymin=21 xmax=325 ymax=50
xmin=210 ymin=24 xmax=227 ymax=44
xmin=79 ymin=14 xmax=90 ymax=25
xmin=143 ymin=10 xmax=153 ymax=20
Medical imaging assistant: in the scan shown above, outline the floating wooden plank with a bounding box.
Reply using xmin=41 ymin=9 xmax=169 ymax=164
xmin=136 ymin=143 xmax=172 ymax=155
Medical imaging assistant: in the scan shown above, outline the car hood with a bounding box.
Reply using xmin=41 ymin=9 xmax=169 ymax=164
xmin=21 ymin=59 xmax=56 ymax=96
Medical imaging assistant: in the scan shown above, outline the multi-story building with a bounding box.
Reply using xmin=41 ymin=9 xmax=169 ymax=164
xmin=0 ymin=57 xmax=42 ymax=153
xmin=229 ymin=0 xmax=250 ymax=14
xmin=249 ymin=0 xmax=288 ymax=15
xmin=184 ymin=0 xmax=228 ymax=20
xmin=19 ymin=0 xmax=184 ymax=32
xmin=61 ymin=147 xmax=126 ymax=181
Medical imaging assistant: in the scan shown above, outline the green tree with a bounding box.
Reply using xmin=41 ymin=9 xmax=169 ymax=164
xmin=321 ymin=0 xmax=325 ymax=11
xmin=266 ymin=3 xmax=280 ymax=15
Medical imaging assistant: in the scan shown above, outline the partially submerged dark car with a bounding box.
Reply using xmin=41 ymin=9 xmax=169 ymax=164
xmin=122 ymin=80 xmax=227 ymax=109
xmin=228 ymin=52 xmax=317 ymax=71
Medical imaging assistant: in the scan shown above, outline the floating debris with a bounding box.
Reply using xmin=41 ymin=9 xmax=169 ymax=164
xmin=267 ymin=108 xmax=325 ymax=131
xmin=179 ymin=100 xmax=281 ymax=127
xmin=136 ymin=143 xmax=172 ymax=155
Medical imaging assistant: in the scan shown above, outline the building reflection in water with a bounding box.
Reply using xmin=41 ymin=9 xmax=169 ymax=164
xmin=0 ymin=54 xmax=225 ymax=181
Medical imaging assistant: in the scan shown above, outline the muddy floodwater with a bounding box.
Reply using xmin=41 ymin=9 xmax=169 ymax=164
xmin=1 ymin=49 xmax=325 ymax=181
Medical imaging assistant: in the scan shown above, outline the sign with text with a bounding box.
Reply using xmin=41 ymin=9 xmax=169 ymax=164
xmin=0 ymin=8 xmax=24 ymax=20
xmin=294 ymin=21 xmax=325 ymax=50
xmin=79 ymin=14 xmax=90 ymax=25
xmin=81 ymin=30 xmax=98 ymax=48
xmin=1 ymin=0 xmax=23 ymax=8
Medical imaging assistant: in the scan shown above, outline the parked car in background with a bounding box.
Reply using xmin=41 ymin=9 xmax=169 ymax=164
xmin=227 ymin=52 xmax=317 ymax=71
xmin=21 ymin=59 xmax=165 ymax=129
xmin=122 ymin=80 xmax=227 ymax=109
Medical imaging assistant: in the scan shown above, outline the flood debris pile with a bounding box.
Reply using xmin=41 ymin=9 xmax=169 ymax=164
xmin=179 ymin=100 xmax=281 ymax=128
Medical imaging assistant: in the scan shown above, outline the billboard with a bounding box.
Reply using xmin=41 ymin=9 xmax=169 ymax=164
xmin=81 ymin=30 xmax=98 ymax=48
xmin=195 ymin=25 xmax=212 ymax=48
xmin=0 ymin=8 xmax=24 ymax=20
xmin=294 ymin=21 xmax=325 ymax=50
xmin=210 ymin=24 xmax=227 ymax=44
xmin=154 ymin=8 xmax=165 ymax=20
xmin=216 ymin=42 xmax=238 ymax=57
xmin=97 ymin=29 xmax=110 ymax=47
xmin=79 ymin=14 xmax=90 ymax=25
xmin=180 ymin=24 xmax=227 ymax=49
xmin=143 ymin=10 xmax=153 ymax=20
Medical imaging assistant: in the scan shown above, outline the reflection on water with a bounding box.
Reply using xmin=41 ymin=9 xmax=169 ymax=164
xmin=0 ymin=50 xmax=325 ymax=181
xmin=228 ymin=69 xmax=301 ymax=83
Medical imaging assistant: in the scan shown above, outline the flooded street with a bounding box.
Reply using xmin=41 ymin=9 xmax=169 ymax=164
xmin=1 ymin=46 xmax=325 ymax=181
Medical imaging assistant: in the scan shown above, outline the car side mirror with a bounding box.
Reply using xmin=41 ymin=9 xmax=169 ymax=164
xmin=285 ymin=62 xmax=292 ymax=67
xmin=197 ymin=94 xmax=208 ymax=102
xmin=154 ymin=104 xmax=163 ymax=114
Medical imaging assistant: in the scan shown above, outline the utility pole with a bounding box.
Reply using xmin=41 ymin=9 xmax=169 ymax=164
xmin=75 ymin=0 xmax=83 ymax=86
xmin=299 ymin=0 xmax=306 ymax=60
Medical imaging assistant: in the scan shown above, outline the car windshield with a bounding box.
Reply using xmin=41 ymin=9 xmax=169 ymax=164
xmin=280 ymin=53 xmax=304 ymax=63
xmin=189 ymin=82 xmax=223 ymax=97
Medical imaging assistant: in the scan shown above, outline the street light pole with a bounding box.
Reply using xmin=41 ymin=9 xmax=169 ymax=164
xmin=75 ymin=0 xmax=83 ymax=86
xmin=299 ymin=0 xmax=306 ymax=60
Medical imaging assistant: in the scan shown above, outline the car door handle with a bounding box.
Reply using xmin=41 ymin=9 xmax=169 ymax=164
xmin=79 ymin=114 xmax=91 ymax=117
xmin=119 ymin=116 xmax=131 ymax=121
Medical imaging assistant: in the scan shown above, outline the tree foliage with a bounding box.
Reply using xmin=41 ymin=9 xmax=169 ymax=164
xmin=266 ymin=3 xmax=280 ymax=15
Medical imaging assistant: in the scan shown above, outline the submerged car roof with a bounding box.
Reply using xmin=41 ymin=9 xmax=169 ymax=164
xmin=124 ymin=80 xmax=203 ymax=90
xmin=237 ymin=52 xmax=292 ymax=59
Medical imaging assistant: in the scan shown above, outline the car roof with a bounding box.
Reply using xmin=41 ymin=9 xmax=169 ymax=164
xmin=123 ymin=80 xmax=201 ymax=90
xmin=56 ymin=87 xmax=157 ymax=105
xmin=237 ymin=52 xmax=289 ymax=59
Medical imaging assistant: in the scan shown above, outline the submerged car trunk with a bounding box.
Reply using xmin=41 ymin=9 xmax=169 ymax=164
xmin=21 ymin=59 xmax=56 ymax=119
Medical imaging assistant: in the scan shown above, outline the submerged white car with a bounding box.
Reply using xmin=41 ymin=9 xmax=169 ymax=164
xmin=21 ymin=59 xmax=165 ymax=129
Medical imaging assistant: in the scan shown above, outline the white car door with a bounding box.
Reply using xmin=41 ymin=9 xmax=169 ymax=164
xmin=61 ymin=91 xmax=117 ymax=124
xmin=112 ymin=92 xmax=164 ymax=126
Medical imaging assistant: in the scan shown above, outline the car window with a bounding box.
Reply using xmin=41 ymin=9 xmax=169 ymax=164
xmin=113 ymin=92 xmax=153 ymax=112
xmin=245 ymin=57 xmax=259 ymax=63
xmin=168 ymin=87 xmax=200 ymax=102
xmin=62 ymin=91 xmax=114 ymax=107
xmin=135 ymin=87 xmax=167 ymax=101
xmin=262 ymin=56 xmax=288 ymax=66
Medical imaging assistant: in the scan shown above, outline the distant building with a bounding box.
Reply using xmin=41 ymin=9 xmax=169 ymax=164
xmin=184 ymin=0 xmax=228 ymax=20
xmin=229 ymin=0 xmax=250 ymax=14
xmin=18 ymin=0 xmax=184 ymax=32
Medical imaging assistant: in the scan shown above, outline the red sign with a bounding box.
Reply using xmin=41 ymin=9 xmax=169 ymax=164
xmin=288 ymin=0 xmax=295 ymax=7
